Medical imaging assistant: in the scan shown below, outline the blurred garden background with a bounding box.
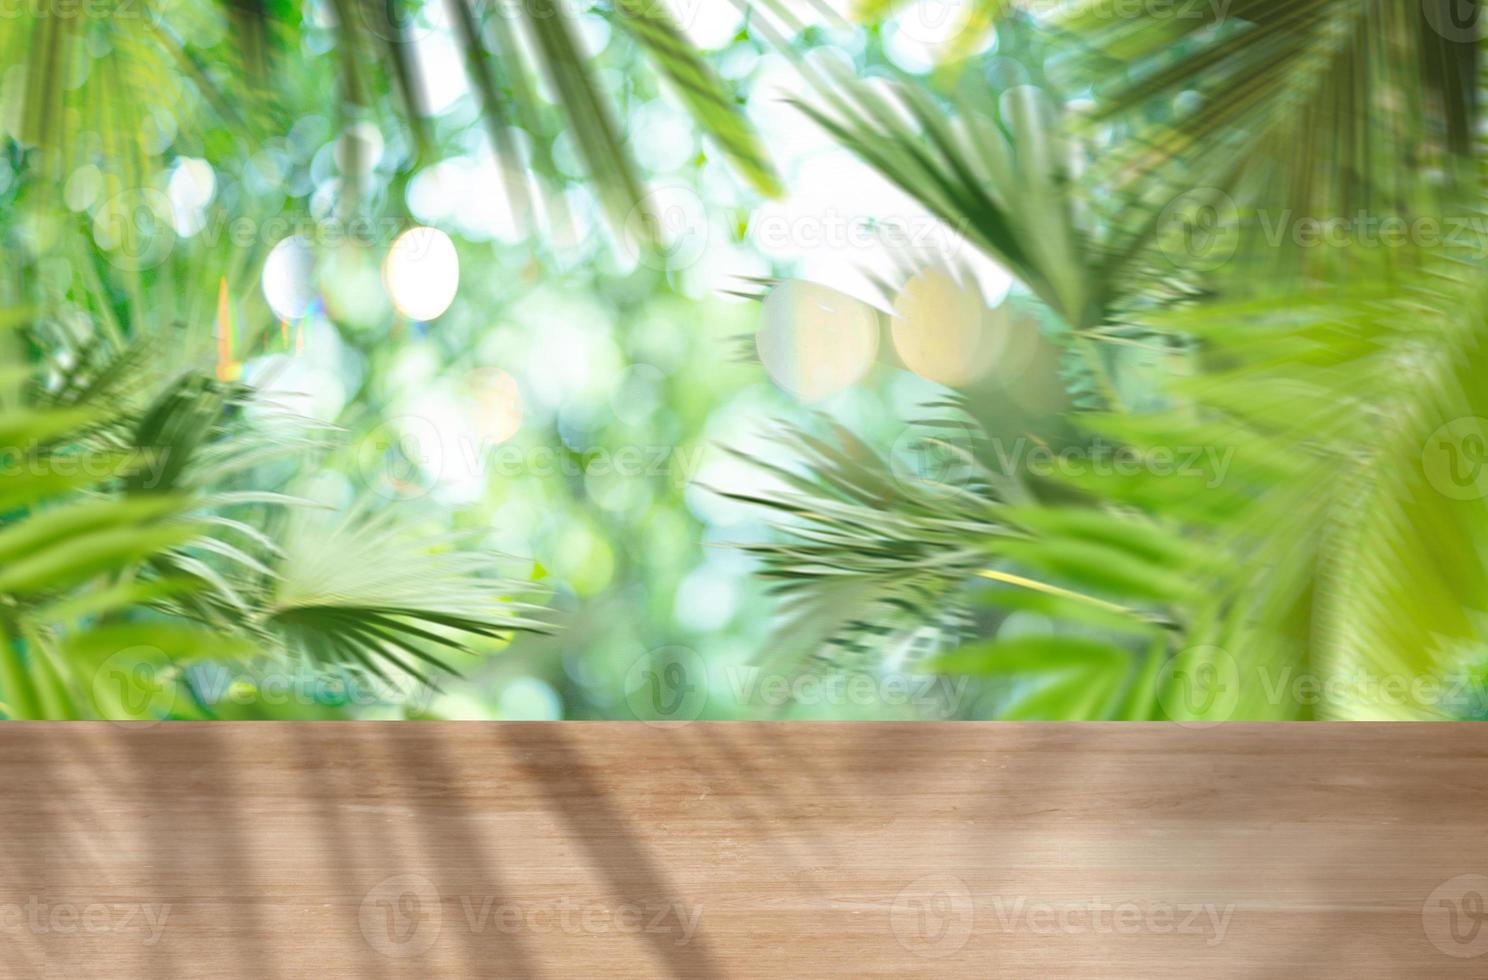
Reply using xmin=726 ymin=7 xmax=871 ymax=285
xmin=1 ymin=0 xmax=991 ymax=721
xmin=5 ymin=0 xmax=1488 ymax=721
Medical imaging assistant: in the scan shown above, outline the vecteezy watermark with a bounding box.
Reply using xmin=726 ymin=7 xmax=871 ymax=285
xmin=622 ymin=649 xmax=975 ymax=723
xmin=891 ymin=420 xmax=981 ymax=493
xmin=748 ymin=210 xmax=968 ymax=262
xmin=185 ymin=659 xmax=438 ymax=713
xmin=1422 ymin=417 xmax=1488 ymax=501
xmin=360 ymin=875 xmax=442 ymax=959
xmin=1256 ymin=665 xmax=1488 ymax=716
xmin=892 ymin=874 xmax=975 ymax=958
xmin=455 ymin=895 xmax=702 ymax=944
xmin=1157 ymin=187 xmax=1242 ymax=271
xmin=0 ymin=898 xmax=171 ymax=946
xmin=622 ymin=185 xmax=712 ymax=272
xmin=1155 ymin=645 xmax=1240 ymax=727
xmin=1422 ymin=0 xmax=1485 ymax=42
xmin=1253 ymin=210 xmax=1488 ymax=256
xmin=722 ymin=665 xmax=970 ymax=718
xmin=0 ymin=0 xmax=142 ymax=19
xmin=358 ymin=874 xmax=702 ymax=959
xmin=1016 ymin=0 xmax=1237 ymax=25
xmin=1424 ymin=875 xmax=1488 ymax=958
xmin=989 ymin=437 xmax=1236 ymax=489
xmin=623 ymin=646 xmax=709 ymax=724
xmin=90 ymin=187 xmax=433 ymax=272
xmin=0 ymin=447 xmax=172 ymax=487
xmin=90 ymin=649 xmax=438 ymax=725
xmin=356 ymin=419 xmax=705 ymax=501
xmin=490 ymin=0 xmax=700 ymax=23
xmin=351 ymin=0 xmax=723 ymax=46
xmin=987 ymin=895 xmax=1235 ymax=945
xmin=91 ymin=647 xmax=179 ymax=727
xmin=1156 ymin=650 xmax=1488 ymax=719
xmin=1157 ymin=189 xmax=1488 ymax=269
xmin=619 ymin=186 xmax=974 ymax=273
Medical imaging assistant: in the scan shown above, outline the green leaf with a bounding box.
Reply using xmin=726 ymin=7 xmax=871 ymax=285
xmin=929 ymin=634 xmax=1130 ymax=675
xmin=993 ymin=538 xmax=1199 ymax=605
xmin=59 ymin=622 xmax=257 ymax=665
xmin=522 ymin=3 xmax=646 ymax=233
xmin=613 ymin=0 xmax=782 ymax=197
xmin=33 ymin=577 xmax=203 ymax=624
xmin=0 ymin=496 xmax=187 ymax=566
xmin=0 ymin=523 xmax=202 ymax=595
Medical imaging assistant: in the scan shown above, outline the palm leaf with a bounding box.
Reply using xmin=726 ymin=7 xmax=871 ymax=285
xmin=614 ymin=0 xmax=783 ymax=197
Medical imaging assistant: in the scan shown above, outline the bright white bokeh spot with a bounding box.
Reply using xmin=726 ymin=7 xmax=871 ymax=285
xmin=407 ymin=155 xmax=524 ymax=243
xmin=575 ymin=13 xmax=612 ymax=55
xmin=886 ymin=0 xmax=988 ymax=73
xmin=169 ymin=157 xmax=215 ymax=210
xmin=757 ymin=280 xmax=879 ymax=402
xmin=414 ymin=32 xmax=469 ymax=115
xmin=665 ymin=0 xmax=743 ymax=49
xmin=383 ymin=226 xmax=460 ymax=321
xmin=169 ymin=158 xmax=214 ymax=237
xmin=407 ymin=160 xmax=463 ymax=225
xmin=262 ymin=236 xmax=317 ymax=321
xmin=891 ymin=266 xmax=1005 ymax=386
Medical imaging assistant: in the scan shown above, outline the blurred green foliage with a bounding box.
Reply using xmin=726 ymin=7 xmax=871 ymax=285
xmin=3 ymin=0 xmax=1487 ymax=722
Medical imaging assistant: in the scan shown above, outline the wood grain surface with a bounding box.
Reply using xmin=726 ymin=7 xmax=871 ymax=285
xmin=1 ymin=722 xmax=1484 ymax=978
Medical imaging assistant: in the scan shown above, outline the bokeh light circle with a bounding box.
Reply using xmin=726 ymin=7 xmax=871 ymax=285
xmin=756 ymin=280 xmax=879 ymax=402
xmin=891 ymin=267 xmax=1004 ymax=387
xmin=383 ymin=226 xmax=460 ymax=322
xmin=261 ymin=236 xmax=317 ymax=321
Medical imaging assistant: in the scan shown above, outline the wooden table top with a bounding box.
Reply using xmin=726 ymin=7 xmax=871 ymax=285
xmin=1 ymin=722 xmax=1483 ymax=977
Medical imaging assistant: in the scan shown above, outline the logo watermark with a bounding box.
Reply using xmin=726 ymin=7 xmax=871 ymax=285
xmin=623 ymin=646 xmax=709 ymax=724
xmin=1424 ymin=875 xmax=1488 ymax=958
xmin=360 ymin=874 xmax=442 ymax=959
xmin=1423 ymin=417 xmax=1488 ymax=501
xmin=1157 ymin=190 xmax=1488 ymax=268
xmin=1158 ymin=188 xmax=1241 ymax=271
xmin=622 ymin=650 xmax=975 ymax=723
xmin=989 ymin=437 xmax=1236 ymax=489
xmin=0 ymin=0 xmax=141 ymax=19
xmin=356 ymin=419 xmax=704 ymax=500
xmin=0 ymin=898 xmax=171 ymax=946
xmin=1147 ymin=646 xmax=1488 ymax=722
xmin=988 ymin=895 xmax=1234 ymax=944
xmin=1156 ymin=645 xmax=1240 ymax=727
xmin=90 ymin=187 xmax=438 ymax=272
xmin=723 ymin=665 xmax=970 ymax=717
xmin=1422 ymin=0 xmax=1484 ymax=42
xmin=358 ymin=874 xmax=702 ymax=959
xmin=891 ymin=874 xmax=975 ymax=958
xmin=90 ymin=650 xmax=439 ymax=725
